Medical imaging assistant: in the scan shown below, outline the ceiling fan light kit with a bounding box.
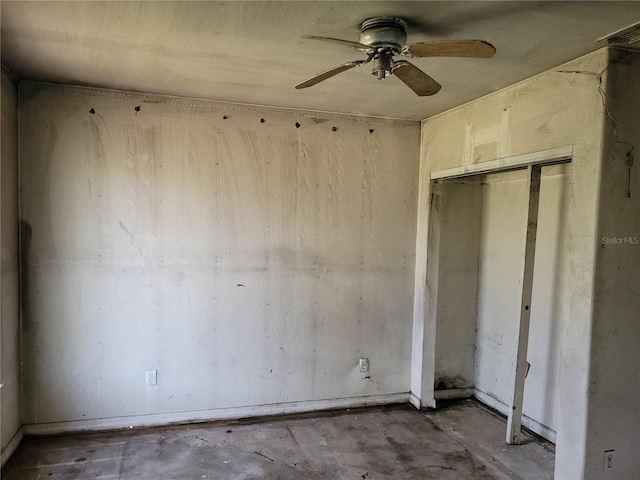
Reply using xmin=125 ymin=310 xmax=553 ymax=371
xmin=296 ymin=17 xmax=496 ymax=96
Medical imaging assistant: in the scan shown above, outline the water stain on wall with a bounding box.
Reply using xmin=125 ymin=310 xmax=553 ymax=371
xmin=19 ymin=219 xmax=33 ymax=330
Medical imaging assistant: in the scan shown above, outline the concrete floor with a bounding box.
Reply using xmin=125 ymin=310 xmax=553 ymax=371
xmin=2 ymin=399 xmax=554 ymax=479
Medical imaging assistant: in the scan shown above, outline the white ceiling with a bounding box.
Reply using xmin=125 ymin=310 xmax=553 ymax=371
xmin=2 ymin=1 xmax=640 ymax=121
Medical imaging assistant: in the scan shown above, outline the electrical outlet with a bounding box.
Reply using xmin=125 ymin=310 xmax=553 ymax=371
xmin=604 ymin=450 xmax=615 ymax=472
xmin=145 ymin=370 xmax=157 ymax=386
xmin=359 ymin=358 xmax=369 ymax=373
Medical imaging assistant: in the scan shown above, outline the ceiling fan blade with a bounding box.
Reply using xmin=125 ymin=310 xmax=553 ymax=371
xmin=302 ymin=35 xmax=370 ymax=51
xmin=392 ymin=62 xmax=441 ymax=96
xmin=295 ymin=61 xmax=363 ymax=89
xmin=404 ymin=40 xmax=496 ymax=58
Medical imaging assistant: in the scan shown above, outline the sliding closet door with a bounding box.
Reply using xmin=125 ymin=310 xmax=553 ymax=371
xmin=474 ymin=165 xmax=570 ymax=441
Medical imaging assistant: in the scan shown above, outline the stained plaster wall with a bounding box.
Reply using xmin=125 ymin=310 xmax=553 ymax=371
xmin=431 ymin=179 xmax=483 ymax=394
xmin=412 ymin=49 xmax=609 ymax=479
xmin=585 ymin=51 xmax=640 ymax=479
xmin=19 ymin=82 xmax=419 ymax=429
xmin=1 ymin=69 xmax=21 ymax=459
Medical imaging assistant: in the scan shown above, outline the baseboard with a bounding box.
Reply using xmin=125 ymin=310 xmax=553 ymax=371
xmin=409 ymin=392 xmax=421 ymax=409
xmin=434 ymin=388 xmax=475 ymax=401
xmin=23 ymin=392 xmax=410 ymax=436
xmin=474 ymin=388 xmax=557 ymax=443
xmin=1 ymin=427 xmax=24 ymax=467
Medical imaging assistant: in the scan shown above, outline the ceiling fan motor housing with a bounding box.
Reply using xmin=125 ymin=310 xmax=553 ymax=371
xmin=359 ymin=17 xmax=407 ymax=52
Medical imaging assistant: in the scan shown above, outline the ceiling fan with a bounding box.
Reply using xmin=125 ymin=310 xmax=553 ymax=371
xmin=295 ymin=17 xmax=496 ymax=96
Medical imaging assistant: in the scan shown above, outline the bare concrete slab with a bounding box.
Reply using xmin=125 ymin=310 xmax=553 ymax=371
xmin=2 ymin=400 xmax=554 ymax=479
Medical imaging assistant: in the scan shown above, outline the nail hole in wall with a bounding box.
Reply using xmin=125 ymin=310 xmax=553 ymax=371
xmin=295 ymin=122 xmax=301 ymax=128
xmin=260 ymin=118 xmax=265 ymax=123
xmin=134 ymin=106 xmax=141 ymax=112
xmin=332 ymin=126 xmax=337 ymax=132
xmin=89 ymin=108 xmax=96 ymax=114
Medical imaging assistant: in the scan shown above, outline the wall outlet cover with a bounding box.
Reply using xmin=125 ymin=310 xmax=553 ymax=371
xmin=359 ymin=358 xmax=369 ymax=373
xmin=604 ymin=450 xmax=615 ymax=471
xmin=146 ymin=370 xmax=157 ymax=386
